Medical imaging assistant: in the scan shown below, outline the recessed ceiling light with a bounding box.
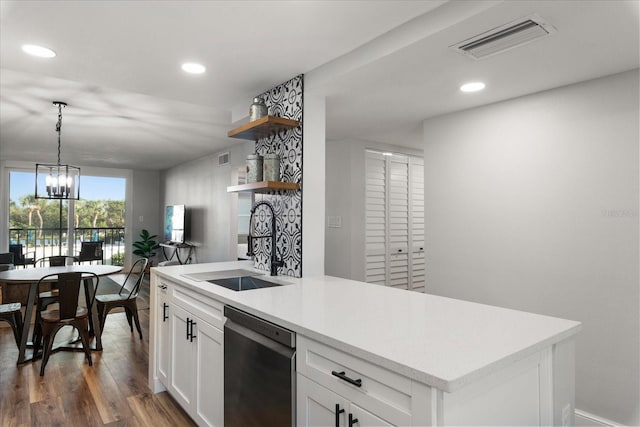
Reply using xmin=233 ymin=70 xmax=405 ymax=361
xmin=460 ymin=82 xmax=486 ymax=93
xmin=382 ymin=152 xmax=393 ymax=156
xmin=22 ymin=44 xmax=56 ymax=58
xmin=181 ymin=62 xmax=206 ymax=74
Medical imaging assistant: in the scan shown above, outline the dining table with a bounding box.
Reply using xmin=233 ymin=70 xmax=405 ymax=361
xmin=0 ymin=264 xmax=122 ymax=364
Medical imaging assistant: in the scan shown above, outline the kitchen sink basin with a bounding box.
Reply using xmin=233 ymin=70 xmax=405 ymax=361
xmin=207 ymin=276 xmax=282 ymax=291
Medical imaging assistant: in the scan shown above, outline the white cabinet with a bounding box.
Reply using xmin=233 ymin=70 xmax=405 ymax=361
xmin=193 ymin=318 xmax=224 ymax=426
xmin=296 ymin=335 xmax=558 ymax=426
xmin=169 ymin=303 xmax=196 ymax=409
xmin=297 ymin=374 xmax=349 ymax=426
xmin=350 ymin=403 xmax=395 ymax=427
xmin=297 ymin=336 xmax=416 ymax=426
xmin=298 ymin=374 xmax=394 ymax=427
xmin=150 ymin=275 xmax=224 ymax=427
xmin=156 ymin=282 xmax=170 ymax=387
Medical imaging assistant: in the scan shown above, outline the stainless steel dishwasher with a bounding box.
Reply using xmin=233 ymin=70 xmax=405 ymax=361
xmin=224 ymin=305 xmax=296 ymax=427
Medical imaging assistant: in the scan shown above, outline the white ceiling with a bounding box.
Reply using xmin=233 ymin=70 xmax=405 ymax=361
xmin=1 ymin=0 xmax=638 ymax=170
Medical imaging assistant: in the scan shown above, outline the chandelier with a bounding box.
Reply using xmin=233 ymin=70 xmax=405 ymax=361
xmin=35 ymin=101 xmax=81 ymax=200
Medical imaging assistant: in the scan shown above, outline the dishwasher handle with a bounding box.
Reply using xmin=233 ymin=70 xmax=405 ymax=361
xmin=224 ymin=305 xmax=295 ymax=348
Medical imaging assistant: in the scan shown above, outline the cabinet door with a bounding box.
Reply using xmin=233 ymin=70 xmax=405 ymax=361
xmin=350 ymin=402 xmax=395 ymax=427
xmin=156 ymin=291 xmax=170 ymax=387
xmin=297 ymin=374 xmax=349 ymax=427
xmin=365 ymin=151 xmax=388 ymax=286
xmin=169 ymin=304 xmax=195 ymax=411
xmin=388 ymin=156 xmax=410 ymax=290
xmin=194 ymin=319 xmax=224 ymax=427
xmin=409 ymin=156 xmax=425 ymax=292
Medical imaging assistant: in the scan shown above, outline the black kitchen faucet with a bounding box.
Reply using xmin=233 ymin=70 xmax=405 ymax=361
xmin=247 ymin=201 xmax=284 ymax=276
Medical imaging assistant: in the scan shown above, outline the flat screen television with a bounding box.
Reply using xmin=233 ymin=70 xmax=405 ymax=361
xmin=164 ymin=205 xmax=187 ymax=243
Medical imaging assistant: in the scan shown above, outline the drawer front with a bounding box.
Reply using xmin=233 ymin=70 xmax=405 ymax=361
xmin=297 ymin=336 xmax=412 ymax=426
xmin=170 ymin=282 xmax=225 ymax=330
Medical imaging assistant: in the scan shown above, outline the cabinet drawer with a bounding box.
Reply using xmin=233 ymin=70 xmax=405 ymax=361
xmin=170 ymin=283 xmax=225 ymax=330
xmin=297 ymin=336 xmax=412 ymax=426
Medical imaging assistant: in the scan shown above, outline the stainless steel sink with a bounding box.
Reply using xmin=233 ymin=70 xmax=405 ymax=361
xmin=182 ymin=269 xmax=263 ymax=282
xmin=207 ymin=276 xmax=282 ymax=291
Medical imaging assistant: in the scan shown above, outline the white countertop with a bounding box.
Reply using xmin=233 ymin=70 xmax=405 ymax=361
xmin=152 ymin=261 xmax=581 ymax=393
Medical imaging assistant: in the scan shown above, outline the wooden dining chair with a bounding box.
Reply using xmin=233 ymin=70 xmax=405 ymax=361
xmin=33 ymin=272 xmax=99 ymax=376
xmin=96 ymin=258 xmax=148 ymax=339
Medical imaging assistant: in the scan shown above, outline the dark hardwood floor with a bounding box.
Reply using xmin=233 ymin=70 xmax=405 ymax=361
xmin=0 ymin=278 xmax=196 ymax=426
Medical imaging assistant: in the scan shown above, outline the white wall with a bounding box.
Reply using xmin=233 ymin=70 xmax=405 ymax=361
xmin=302 ymin=92 xmax=326 ymax=277
xmin=161 ymin=141 xmax=254 ymax=263
xmin=325 ymin=138 xmax=422 ymax=281
xmin=423 ymin=70 xmax=639 ymax=426
xmin=131 ymin=169 xmax=161 ymax=266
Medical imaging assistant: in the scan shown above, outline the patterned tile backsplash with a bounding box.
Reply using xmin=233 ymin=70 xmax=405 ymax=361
xmin=252 ymin=75 xmax=303 ymax=277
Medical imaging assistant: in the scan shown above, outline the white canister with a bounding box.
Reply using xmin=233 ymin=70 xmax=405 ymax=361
xmin=246 ymin=154 xmax=263 ymax=183
xmin=263 ymin=154 xmax=280 ymax=182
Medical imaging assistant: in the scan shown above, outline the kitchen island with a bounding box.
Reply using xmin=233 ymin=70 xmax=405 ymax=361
xmin=148 ymin=261 xmax=581 ymax=426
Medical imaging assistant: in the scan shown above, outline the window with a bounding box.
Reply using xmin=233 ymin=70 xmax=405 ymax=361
xmin=8 ymin=170 xmax=126 ymax=265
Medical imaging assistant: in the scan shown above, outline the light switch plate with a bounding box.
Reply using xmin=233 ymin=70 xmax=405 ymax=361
xmin=327 ymin=215 xmax=342 ymax=228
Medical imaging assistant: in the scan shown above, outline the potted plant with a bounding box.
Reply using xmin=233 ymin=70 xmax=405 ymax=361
xmin=133 ymin=229 xmax=160 ymax=271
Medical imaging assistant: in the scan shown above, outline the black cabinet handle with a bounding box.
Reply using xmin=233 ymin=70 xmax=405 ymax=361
xmin=186 ymin=318 xmax=191 ymax=340
xmin=162 ymin=303 xmax=168 ymax=322
xmin=331 ymin=370 xmax=362 ymax=388
xmin=190 ymin=320 xmax=197 ymax=342
xmin=335 ymin=404 xmax=345 ymax=427
xmin=420 ymin=247 xmax=423 ymax=251
xmin=398 ymin=249 xmax=402 ymax=252
xmin=348 ymin=413 xmax=359 ymax=427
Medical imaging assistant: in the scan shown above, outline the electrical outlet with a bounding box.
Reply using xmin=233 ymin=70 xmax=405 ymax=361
xmin=562 ymin=404 xmax=571 ymax=427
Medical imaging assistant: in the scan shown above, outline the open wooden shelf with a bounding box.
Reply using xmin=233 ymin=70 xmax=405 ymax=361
xmin=227 ymin=181 xmax=300 ymax=194
xmin=227 ymin=116 xmax=299 ymax=140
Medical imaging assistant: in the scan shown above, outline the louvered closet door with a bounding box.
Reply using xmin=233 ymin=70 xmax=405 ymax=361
xmin=409 ymin=157 xmax=425 ymax=292
xmin=365 ymin=151 xmax=424 ymax=291
xmin=388 ymin=156 xmax=409 ymax=290
xmin=365 ymin=152 xmax=387 ymax=285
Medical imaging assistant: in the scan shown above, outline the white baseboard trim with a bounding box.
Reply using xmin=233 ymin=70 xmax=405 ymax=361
xmin=575 ymin=409 xmax=625 ymax=427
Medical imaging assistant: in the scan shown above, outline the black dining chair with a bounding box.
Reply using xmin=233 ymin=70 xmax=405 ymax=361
xmin=9 ymin=244 xmax=35 ymax=268
xmin=0 ymin=252 xmax=14 ymax=266
xmin=96 ymin=258 xmax=148 ymax=339
xmin=0 ymin=302 xmax=23 ymax=348
xmin=0 ymin=264 xmax=23 ymax=348
xmin=33 ymin=272 xmax=99 ymax=376
xmin=35 ymin=255 xmax=78 ymax=267
xmin=34 ymin=256 xmax=79 ymax=315
xmin=77 ymin=241 xmax=104 ymax=264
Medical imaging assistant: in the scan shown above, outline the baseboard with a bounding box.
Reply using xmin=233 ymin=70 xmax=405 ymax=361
xmin=575 ymin=409 xmax=625 ymax=427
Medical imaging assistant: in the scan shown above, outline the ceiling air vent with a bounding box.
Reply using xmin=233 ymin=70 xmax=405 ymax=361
xmin=218 ymin=152 xmax=230 ymax=166
xmin=451 ymin=14 xmax=556 ymax=60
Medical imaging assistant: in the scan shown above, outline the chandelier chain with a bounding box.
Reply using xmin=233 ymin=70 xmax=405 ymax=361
xmin=55 ymin=102 xmax=63 ymax=165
